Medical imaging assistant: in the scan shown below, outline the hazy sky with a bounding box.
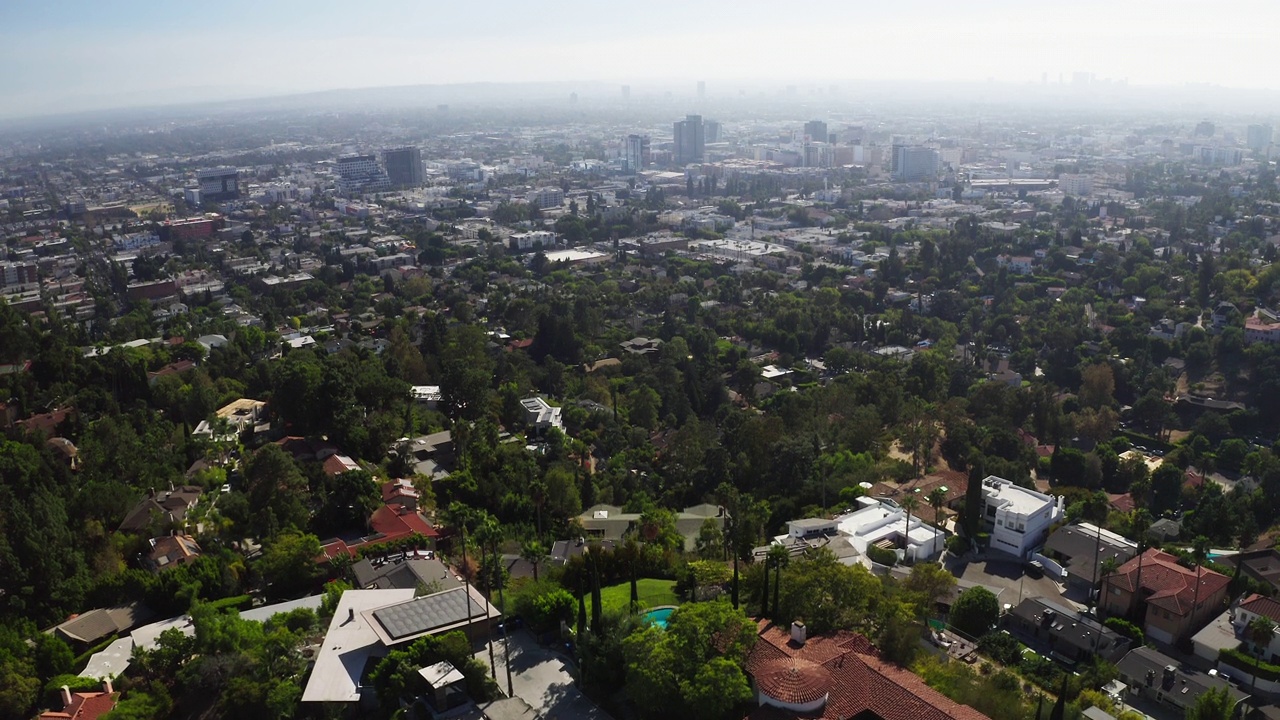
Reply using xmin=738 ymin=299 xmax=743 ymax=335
xmin=2 ymin=0 xmax=1277 ymax=117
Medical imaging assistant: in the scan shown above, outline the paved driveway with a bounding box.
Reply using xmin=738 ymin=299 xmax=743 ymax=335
xmin=945 ymin=554 xmax=1079 ymax=610
xmin=476 ymin=630 xmax=611 ymax=720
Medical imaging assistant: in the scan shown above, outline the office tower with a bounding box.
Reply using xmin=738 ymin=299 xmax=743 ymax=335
xmin=891 ymin=145 xmax=940 ymax=182
xmin=382 ymin=146 xmax=423 ymax=188
xmin=570 ymin=92 xmax=578 ymax=104
xmin=621 ymin=84 xmax=630 ymax=100
xmin=1194 ymin=121 xmax=1215 ymax=137
xmin=335 ymin=154 xmax=392 ymax=195
xmin=704 ymin=120 xmax=722 ymax=144
xmin=1248 ymin=124 xmax=1273 ymax=151
xmin=804 ymin=120 xmax=829 ymax=144
xmin=197 ymin=167 xmax=240 ymax=202
xmin=697 ymin=80 xmax=705 ymax=99
xmin=624 ymin=134 xmax=651 ymax=172
xmin=673 ymin=114 xmax=705 ymax=165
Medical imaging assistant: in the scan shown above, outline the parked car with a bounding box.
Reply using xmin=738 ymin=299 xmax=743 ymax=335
xmin=1024 ymin=560 xmax=1045 ymax=578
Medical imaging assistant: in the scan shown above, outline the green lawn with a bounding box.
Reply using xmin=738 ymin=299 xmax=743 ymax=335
xmin=599 ymin=579 xmax=679 ymax=613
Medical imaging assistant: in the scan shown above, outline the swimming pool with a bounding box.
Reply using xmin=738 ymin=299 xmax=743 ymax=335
xmin=642 ymin=606 xmax=676 ymax=629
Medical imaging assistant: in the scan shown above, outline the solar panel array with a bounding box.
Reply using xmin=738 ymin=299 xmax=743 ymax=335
xmin=371 ymin=587 xmax=482 ymax=641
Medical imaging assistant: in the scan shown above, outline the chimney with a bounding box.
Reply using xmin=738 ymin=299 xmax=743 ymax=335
xmin=791 ymin=620 xmax=807 ymax=646
xmin=104 ymin=678 xmax=114 ymax=694
xmin=61 ymin=685 xmax=72 ymax=708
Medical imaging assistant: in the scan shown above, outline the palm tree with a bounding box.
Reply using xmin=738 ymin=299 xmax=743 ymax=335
xmin=1096 ymin=555 xmax=1120 ymax=652
xmin=620 ymin=538 xmax=641 ymax=612
xmin=1248 ymin=616 xmax=1277 ymax=692
xmin=1191 ymin=535 xmax=1212 ymax=628
xmin=1129 ymin=509 xmax=1152 ymax=619
xmin=767 ymin=544 xmax=790 ymax=622
xmin=900 ymin=491 xmax=921 ymax=553
xmin=927 ymin=487 xmax=947 ymax=528
xmin=520 ymin=540 xmax=548 ymax=582
xmin=475 ymin=513 xmax=503 ymax=681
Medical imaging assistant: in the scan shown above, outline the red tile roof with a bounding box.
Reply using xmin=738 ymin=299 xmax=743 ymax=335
xmin=754 ymin=658 xmax=832 ymax=705
xmin=1240 ymin=593 xmax=1280 ymax=623
xmin=1108 ymin=493 xmax=1136 ymax=513
xmin=1105 ymin=548 xmax=1231 ymax=616
xmin=369 ymin=504 xmax=440 ymax=539
xmin=39 ymin=691 xmax=118 ymax=720
xmin=322 ymin=454 xmax=359 ymax=476
xmin=744 ymin=623 xmax=990 ymax=720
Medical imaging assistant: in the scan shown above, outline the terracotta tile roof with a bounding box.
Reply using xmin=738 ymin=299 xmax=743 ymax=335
xmin=754 ymin=658 xmax=832 ymax=705
xmin=39 ymin=691 xmax=118 ymax=720
xmin=1108 ymin=493 xmax=1136 ymax=513
xmin=322 ymin=454 xmax=360 ymax=476
xmin=1240 ymin=593 xmax=1280 ymax=623
xmin=369 ymin=504 xmax=440 ymax=539
xmin=744 ymin=622 xmax=991 ymax=720
xmin=1105 ymin=548 xmax=1231 ymax=616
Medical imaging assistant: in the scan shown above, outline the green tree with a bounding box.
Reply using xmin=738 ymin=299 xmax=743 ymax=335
xmin=622 ymin=601 xmax=757 ymax=720
xmin=256 ymin=532 xmax=321 ymax=597
xmin=1248 ymin=615 xmax=1277 ymax=693
xmin=950 ymin=586 xmax=999 ymax=639
xmin=244 ymin=444 xmax=311 ymax=536
xmin=1185 ymin=685 xmax=1235 ymax=720
xmin=927 ymin=487 xmax=948 ymax=527
xmin=903 ymin=562 xmax=957 ymax=620
xmin=519 ymin=540 xmax=549 ymax=582
xmin=774 ymin=549 xmax=880 ymax=634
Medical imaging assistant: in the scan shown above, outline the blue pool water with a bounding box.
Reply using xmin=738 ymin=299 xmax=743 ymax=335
xmin=642 ymin=606 xmax=676 ymax=629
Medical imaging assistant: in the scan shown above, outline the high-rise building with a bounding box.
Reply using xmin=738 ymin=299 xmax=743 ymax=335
xmin=621 ymin=85 xmax=631 ymax=100
xmin=891 ymin=145 xmax=940 ymax=182
xmin=335 ymin=154 xmax=392 ymax=195
xmin=624 ymin=134 xmax=651 ymax=172
xmin=1194 ymin=121 xmax=1215 ymax=138
xmin=697 ymin=81 xmax=706 ymax=99
xmin=673 ymin=115 xmax=705 ymax=165
xmin=1248 ymin=124 xmax=1273 ymax=151
xmin=197 ymin=167 xmax=240 ymax=202
xmin=704 ymin=120 xmax=722 ymax=144
xmin=381 ymin=147 xmax=423 ymax=188
xmin=804 ymin=120 xmax=830 ymax=144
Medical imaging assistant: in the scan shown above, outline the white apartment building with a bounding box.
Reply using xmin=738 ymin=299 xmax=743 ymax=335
xmin=509 ymin=230 xmax=555 ymax=251
xmin=1058 ymin=174 xmax=1093 ymax=196
xmin=980 ymin=475 xmax=1064 ymax=559
xmin=527 ymin=187 xmax=565 ymax=210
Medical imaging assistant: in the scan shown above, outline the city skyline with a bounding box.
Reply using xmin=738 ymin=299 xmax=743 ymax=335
xmin=3 ymin=0 xmax=1280 ymax=118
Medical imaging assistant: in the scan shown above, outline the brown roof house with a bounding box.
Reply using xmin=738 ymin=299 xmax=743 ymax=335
xmin=118 ymin=486 xmax=203 ymax=534
xmin=38 ymin=681 xmax=119 ymax=720
xmin=50 ymin=602 xmax=154 ymax=649
xmin=144 ymin=534 xmax=202 ymax=572
xmin=744 ymin=620 xmax=991 ymax=720
xmin=1100 ymin=548 xmax=1231 ymax=645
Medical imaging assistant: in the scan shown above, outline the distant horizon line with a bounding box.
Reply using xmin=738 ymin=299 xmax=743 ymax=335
xmin=5 ymin=75 xmax=1280 ymax=125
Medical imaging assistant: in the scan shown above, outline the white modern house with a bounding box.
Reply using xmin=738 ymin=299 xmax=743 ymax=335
xmin=778 ymin=497 xmax=945 ymax=565
xmin=980 ymin=475 xmax=1064 ymax=559
xmin=520 ymin=396 xmax=564 ymax=433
